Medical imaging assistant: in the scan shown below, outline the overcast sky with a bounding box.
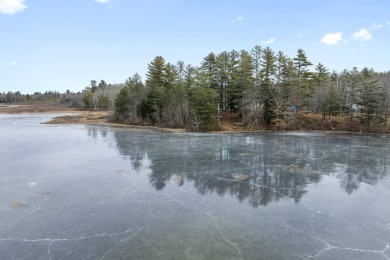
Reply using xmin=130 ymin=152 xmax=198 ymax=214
xmin=1 ymin=0 xmax=389 ymax=94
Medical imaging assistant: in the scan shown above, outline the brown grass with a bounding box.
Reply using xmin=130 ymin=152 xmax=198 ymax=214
xmin=220 ymin=111 xmax=242 ymax=131
xmin=282 ymin=112 xmax=390 ymax=134
xmin=0 ymin=104 xmax=78 ymax=114
xmin=45 ymin=111 xmax=189 ymax=133
xmin=44 ymin=111 xmax=111 ymax=124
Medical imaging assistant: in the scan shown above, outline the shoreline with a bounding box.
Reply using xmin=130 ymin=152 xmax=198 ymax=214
xmin=1 ymin=105 xmax=389 ymax=135
xmin=43 ymin=112 xmax=389 ymax=136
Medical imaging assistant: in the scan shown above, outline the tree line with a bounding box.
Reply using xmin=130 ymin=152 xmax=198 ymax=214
xmin=0 ymin=80 xmax=123 ymax=110
xmin=2 ymin=44 xmax=389 ymax=132
xmin=114 ymin=46 xmax=390 ymax=131
xmin=0 ymin=90 xmax=80 ymax=106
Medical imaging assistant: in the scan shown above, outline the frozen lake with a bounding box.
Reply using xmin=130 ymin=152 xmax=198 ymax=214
xmin=1 ymin=114 xmax=390 ymax=259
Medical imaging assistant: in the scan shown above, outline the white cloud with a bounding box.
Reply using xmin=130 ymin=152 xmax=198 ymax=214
xmin=369 ymin=23 xmax=384 ymax=30
xmin=352 ymin=28 xmax=372 ymax=41
xmin=10 ymin=61 xmax=17 ymax=66
xmin=231 ymin=16 xmax=243 ymax=24
xmin=261 ymin=37 xmax=275 ymax=45
xmin=369 ymin=21 xmax=390 ymax=30
xmin=0 ymin=0 xmax=27 ymax=15
xmin=320 ymin=32 xmax=344 ymax=45
xmin=95 ymin=0 xmax=110 ymax=4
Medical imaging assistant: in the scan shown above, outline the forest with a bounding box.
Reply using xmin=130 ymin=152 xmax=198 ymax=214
xmin=2 ymin=45 xmax=390 ymax=132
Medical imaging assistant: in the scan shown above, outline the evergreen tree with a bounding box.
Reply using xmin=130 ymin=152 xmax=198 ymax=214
xmin=97 ymin=93 xmax=110 ymax=110
xmin=381 ymin=72 xmax=390 ymax=127
xmin=314 ymin=63 xmax=329 ymax=113
xmin=260 ymin=47 xmax=276 ymax=125
xmin=280 ymin=58 xmax=295 ymax=105
xmin=145 ymin=56 xmax=167 ymax=122
xmin=275 ymin=51 xmax=286 ymax=85
xmin=273 ymin=51 xmax=289 ymax=122
xmin=357 ymin=68 xmax=382 ymax=130
xmin=184 ymin=65 xmax=196 ymax=89
xmin=163 ymin=63 xmax=177 ymax=93
xmin=188 ymin=87 xmax=218 ymax=131
xmin=200 ymin=52 xmax=218 ymax=90
xmin=90 ymin=80 xmax=97 ymax=92
xmin=124 ymin=73 xmax=147 ymax=120
xmin=114 ymin=87 xmax=130 ymax=119
xmin=164 ymin=63 xmax=187 ymax=127
xmin=250 ymin=45 xmax=262 ymax=90
xmin=323 ymin=84 xmax=341 ymax=119
xmin=293 ymin=49 xmax=313 ymax=110
xmin=236 ymin=50 xmax=255 ymax=115
xmin=215 ymin=51 xmax=229 ymax=109
xmin=83 ymin=89 xmax=94 ymax=110
xmin=226 ymin=50 xmax=240 ymax=112
xmin=98 ymin=80 xmax=108 ymax=90
xmin=346 ymin=67 xmax=361 ymax=129
xmin=176 ymin=60 xmax=185 ymax=82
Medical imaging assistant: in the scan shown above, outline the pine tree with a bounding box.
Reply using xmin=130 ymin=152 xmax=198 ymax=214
xmin=90 ymin=80 xmax=97 ymax=93
xmin=382 ymin=72 xmax=390 ymax=127
xmin=236 ymin=50 xmax=254 ymax=115
xmin=251 ymin=45 xmax=262 ymax=90
xmin=346 ymin=67 xmax=361 ymax=130
xmin=357 ymin=68 xmax=382 ymax=130
xmin=260 ymin=47 xmax=276 ymax=126
xmin=273 ymin=51 xmax=289 ymax=124
xmin=200 ymin=52 xmax=218 ymax=90
xmin=323 ymin=84 xmax=341 ymax=119
xmin=280 ymin=58 xmax=295 ymax=105
xmin=314 ymin=63 xmax=329 ymax=113
xmin=188 ymin=87 xmax=218 ymax=131
xmin=97 ymin=93 xmax=110 ymax=110
xmin=226 ymin=50 xmax=240 ymax=112
xmin=124 ymin=73 xmax=146 ymax=120
xmin=293 ymin=49 xmax=313 ymax=110
xmin=184 ymin=65 xmax=196 ymax=89
xmin=215 ymin=51 xmax=229 ymax=109
xmin=98 ymin=80 xmax=108 ymax=90
xmin=83 ymin=88 xmax=94 ymax=110
xmin=275 ymin=51 xmax=286 ymax=85
xmin=114 ymin=87 xmax=130 ymax=119
xmin=145 ymin=56 xmax=167 ymax=122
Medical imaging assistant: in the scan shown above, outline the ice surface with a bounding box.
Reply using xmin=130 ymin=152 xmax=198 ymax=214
xmin=1 ymin=114 xmax=390 ymax=259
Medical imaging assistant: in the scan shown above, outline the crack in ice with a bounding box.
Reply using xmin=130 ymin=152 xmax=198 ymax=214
xmin=283 ymin=221 xmax=390 ymax=260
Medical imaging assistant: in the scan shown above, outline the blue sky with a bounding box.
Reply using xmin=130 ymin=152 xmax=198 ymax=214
xmin=1 ymin=0 xmax=389 ymax=94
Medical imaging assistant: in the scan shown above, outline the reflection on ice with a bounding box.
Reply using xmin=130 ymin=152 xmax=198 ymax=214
xmin=88 ymin=126 xmax=389 ymax=207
